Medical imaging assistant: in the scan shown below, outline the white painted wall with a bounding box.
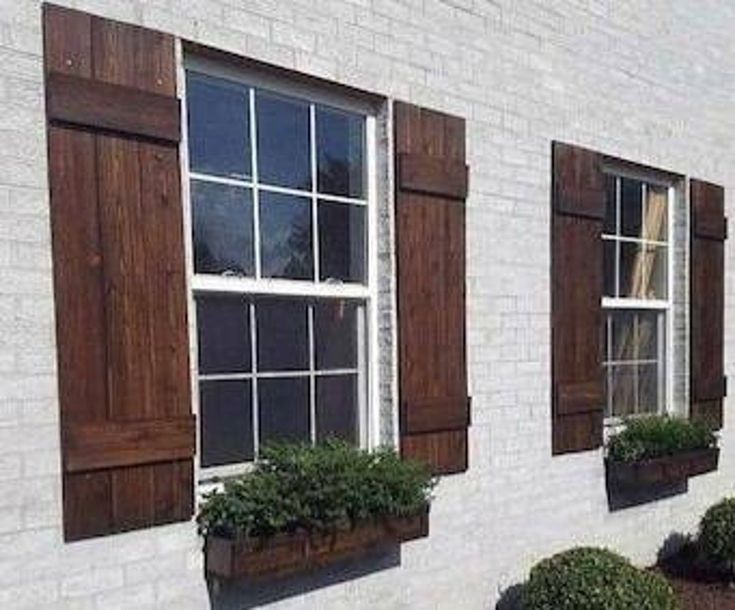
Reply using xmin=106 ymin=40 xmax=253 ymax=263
xmin=1 ymin=0 xmax=734 ymax=608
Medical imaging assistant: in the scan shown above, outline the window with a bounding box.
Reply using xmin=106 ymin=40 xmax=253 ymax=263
xmin=602 ymin=174 xmax=672 ymax=419
xmin=185 ymin=63 xmax=374 ymax=471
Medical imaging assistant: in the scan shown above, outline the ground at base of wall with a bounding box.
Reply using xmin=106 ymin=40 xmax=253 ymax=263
xmin=663 ymin=574 xmax=735 ymax=610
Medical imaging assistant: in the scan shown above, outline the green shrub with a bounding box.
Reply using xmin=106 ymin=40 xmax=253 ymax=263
xmin=524 ymin=547 xmax=678 ymax=610
xmin=699 ymin=498 xmax=735 ymax=570
xmin=197 ymin=440 xmax=435 ymax=539
xmin=607 ymin=415 xmax=716 ymax=463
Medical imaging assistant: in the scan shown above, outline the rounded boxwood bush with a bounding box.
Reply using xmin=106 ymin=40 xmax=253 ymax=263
xmin=524 ymin=547 xmax=678 ymax=610
xmin=699 ymin=498 xmax=735 ymax=568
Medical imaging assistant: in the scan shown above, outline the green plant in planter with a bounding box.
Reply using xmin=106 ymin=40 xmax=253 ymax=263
xmin=607 ymin=415 xmax=716 ymax=463
xmin=699 ymin=498 xmax=735 ymax=576
xmin=197 ymin=440 xmax=435 ymax=540
xmin=524 ymin=547 xmax=678 ymax=610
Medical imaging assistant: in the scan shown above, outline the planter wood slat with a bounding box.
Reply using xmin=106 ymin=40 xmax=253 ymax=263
xmin=205 ymin=510 xmax=429 ymax=581
xmin=606 ymin=447 xmax=719 ymax=489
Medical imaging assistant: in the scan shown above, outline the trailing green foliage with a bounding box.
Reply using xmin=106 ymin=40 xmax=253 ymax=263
xmin=197 ymin=440 xmax=435 ymax=539
xmin=699 ymin=498 xmax=735 ymax=569
xmin=524 ymin=547 xmax=679 ymax=610
xmin=607 ymin=415 xmax=716 ymax=463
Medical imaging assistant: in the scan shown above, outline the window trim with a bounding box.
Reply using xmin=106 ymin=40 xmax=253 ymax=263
xmin=181 ymin=55 xmax=381 ymax=480
xmin=601 ymin=171 xmax=676 ymax=424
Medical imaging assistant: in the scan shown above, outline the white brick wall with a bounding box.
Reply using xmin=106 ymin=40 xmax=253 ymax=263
xmin=1 ymin=0 xmax=735 ymax=608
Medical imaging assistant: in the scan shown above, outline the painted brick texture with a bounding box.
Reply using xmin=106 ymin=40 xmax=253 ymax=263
xmin=0 ymin=0 xmax=734 ymax=608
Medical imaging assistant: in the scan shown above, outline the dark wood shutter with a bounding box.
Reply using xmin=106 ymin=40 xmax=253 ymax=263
xmin=43 ymin=5 xmax=194 ymax=540
xmin=394 ymin=101 xmax=470 ymax=475
xmin=551 ymin=142 xmax=605 ymax=454
xmin=690 ymin=179 xmax=727 ymax=429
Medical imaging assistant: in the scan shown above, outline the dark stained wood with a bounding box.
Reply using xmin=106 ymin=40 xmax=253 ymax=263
xmin=398 ymin=153 xmax=468 ymax=200
xmin=394 ymin=101 xmax=469 ymax=475
xmin=63 ymin=417 xmax=195 ymax=472
xmin=606 ymin=448 xmax=719 ymax=490
xmin=551 ymin=142 xmax=605 ymax=454
xmin=44 ymin=5 xmax=193 ymax=541
xmin=691 ymin=179 xmax=726 ymax=430
xmin=206 ymin=509 xmax=430 ymax=581
xmin=46 ymin=72 xmax=180 ymax=142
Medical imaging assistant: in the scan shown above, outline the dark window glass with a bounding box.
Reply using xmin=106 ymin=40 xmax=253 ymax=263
xmin=637 ymin=310 xmax=662 ymax=360
xmin=620 ymin=178 xmax=643 ymax=238
xmin=196 ymin=297 xmax=250 ymax=374
xmin=186 ymin=73 xmax=250 ymax=179
xmin=256 ymin=92 xmax=311 ymax=190
xmin=200 ymin=380 xmax=253 ymax=466
xmin=314 ymin=300 xmax=358 ymax=370
xmin=318 ymin=201 xmax=366 ymax=283
xmin=603 ymin=240 xmax=616 ymax=297
xmin=259 ymin=191 xmax=313 ymax=280
xmin=256 ymin=299 xmax=309 ymax=371
xmin=610 ymin=310 xmax=636 ymax=362
xmin=316 ymin=107 xmax=365 ymax=198
xmin=258 ymin=377 xmax=310 ymax=445
xmin=638 ymin=363 xmax=660 ymax=413
xmin=604 ymin=174 xmax=616 ymax=234
xmin=316 ymin=374 xmax=358 ymax=443
xmin=191 ymin=181 xmax=254 ymax=276
xmin=610 ymin=365 xmax=636 ymax=417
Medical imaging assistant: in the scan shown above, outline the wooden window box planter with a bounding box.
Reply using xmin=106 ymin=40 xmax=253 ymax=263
xmin=205 ymin=509 xmax=429 ymax=581
xmin=606 ymin=447 xmax=719 ymax=490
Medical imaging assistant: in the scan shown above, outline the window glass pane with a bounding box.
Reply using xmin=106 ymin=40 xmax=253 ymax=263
xmin=316 ymin=107 xmax=365 ymax=198
xmin=644 ymin=185 xmax=668 ymax=242
xmin=619 ymin=242 xmax=667 ymax=299
xmin=603 ymin=240 xmax=616 ymax=297
xmin=636 ymin=310 xmax=663 ymax=360
xmin=638 ymin=363 xmax=660 ymax=414
xmin=256 ymin=299 xmax=308 ymax=372
xmin=256 ymin=91 xmax=311 ymax=190
xmin=604 ymin=174 xmax=616 ymax=235
xmin=258 ymin=377 xmax=310 ymax=445
xmin=192 ymin=181 xmax=254 ymax=276
xmin=318 ymin=201 xmax=366 ymax=283
xmin=316 ymin=374 xmax=358 ymax=443
xmin=610 ymin=365 xmax=636 ymax=417
xmin=620 ymin=178 xmax=643 ymax=238
xmin=186 ymin=73 xmax=250 ymax=179
xmin=259 ymin=191 xmax=313 ymax=280
xmin=610 ymin=310 xmax=636 ymax=362
xmin=315 ymin=300 xmax=358 ymax=370
xmin=200 ymin=380 xmax=253 ymax=466
xmin=196 ymin=297 xmax=250 ymax=374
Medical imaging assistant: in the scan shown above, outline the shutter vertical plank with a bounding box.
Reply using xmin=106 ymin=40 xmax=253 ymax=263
xmin=551 ymin=142 xmax=605 ymax=454
xmin=44 ymin=4 xmax=193 ymax=540
xmin=691 ymin=179 xmax=726 ymax=429
xmin=395 ymin=102 xmax=470 ymax=475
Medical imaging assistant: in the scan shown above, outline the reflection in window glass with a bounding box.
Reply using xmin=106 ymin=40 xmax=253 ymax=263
xmin=314 ymin=300 xmax=358 ymax=370
xmin=256 ymin=92 xmax=311 ymax=190
xmin=200 ymin=380 xmax=253 ymax=466
xmin=187 ymin=73 xmax=250 ymax=179
xmin=256 ymin=299 xmax=309 ymax=372
xmin=258 ymin=377 xmax=310 ymax=445
xmin=644 ymin=185 xmax=668 ymax=242
xmin=259 ymin=191 xmax=313 ymax=280
xmin=316 ymin=374 xmax=358 ymax=443
xmin=197 ymin=296 xmax=251 ymax=375
xmin=316 ymin=107 xmax=365 ymax=198
xmin=619 ymin=242 xmax=667 ymax=300
xmin=191 ymin=181 xmax=254 ymax=276
xmin=318 ymin=201 xmax=366 ymax=283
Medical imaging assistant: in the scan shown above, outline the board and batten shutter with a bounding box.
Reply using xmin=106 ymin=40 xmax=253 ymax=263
xmin=43 ymin=4 xmax=194 ymax=540
xmin=690 ymin=179 xmax=727 ymax=429
xmin=551 ymin=142 xmax=605 ymax=454
xmin=394 ymin=101 xmax=470 ymax=475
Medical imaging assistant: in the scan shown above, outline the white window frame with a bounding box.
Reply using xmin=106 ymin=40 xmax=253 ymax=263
xmin=601 ymin=168 xmax=675 ymax=424
xmin=181 ymin=55 xmax=381 ymax=480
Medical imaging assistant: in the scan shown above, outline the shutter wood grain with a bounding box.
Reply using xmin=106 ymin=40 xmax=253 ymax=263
xmin=44 ymin=4 xmax=193 ymax=541
xmin=691 ymin=179 xmax=726 ymax=429
xmin=551 ymin=142 xmax=605 ymax=454
xmin=395 ymin=101 xmax=470 ymax=475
